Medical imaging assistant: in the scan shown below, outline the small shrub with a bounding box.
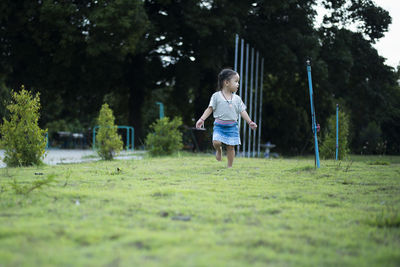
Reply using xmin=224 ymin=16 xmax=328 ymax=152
xmin=320 ymin=109 xmax=350 ymax=160
xmin=145 ymin=117 xmax=183 ymax=156
xmin=96 ymin=103 xmax=123 ymax=160
xmin=0 ymin=86 xmax=47 ymax=166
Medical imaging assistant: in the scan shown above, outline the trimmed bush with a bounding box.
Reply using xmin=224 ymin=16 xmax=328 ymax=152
xmin=0 ymin=87 xmax=47 ymax=166
xmin=96 ymin=103 xmax=123 ymax=160
xmin=146 ymin=117 xmax=183 ymax=156
xmin=320 ymin=109 xmax=350 ymax=160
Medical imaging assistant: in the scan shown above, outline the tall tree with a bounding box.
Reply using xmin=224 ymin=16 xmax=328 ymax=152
xmin=318 ymin=0 xmax=397 ymax=153
xmin=1 ymin=0 xmax=398 ymax=153
xmin=0 ymin=0 xmax=149 ymax=127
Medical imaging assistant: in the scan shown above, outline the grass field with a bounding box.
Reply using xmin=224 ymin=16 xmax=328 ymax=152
xmin=0 ymin=153 xmax=399 ymax=266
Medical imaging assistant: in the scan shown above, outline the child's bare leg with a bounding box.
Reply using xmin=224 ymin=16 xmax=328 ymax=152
xmin=226 ymin=145 xmax=235 ymax=168
xmin=212 ymin=140 xmax=222 ymax=161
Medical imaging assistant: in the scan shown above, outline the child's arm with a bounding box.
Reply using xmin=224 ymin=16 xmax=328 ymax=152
xmin=240 ymin=110 xmax=257 ymax=130
xmin=196 ymin=107 xmax=213 ymax=128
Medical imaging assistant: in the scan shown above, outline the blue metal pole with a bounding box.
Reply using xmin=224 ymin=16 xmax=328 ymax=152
xmin=45 ymin=132 xmax=49 ymax=149
xmin=306 ymin=60 xmax=320 ymax=168
xmin=156 ymin=102 xmax=164 ymax=119
xmin=92 ymin=126 xmax=99 ymax=150
xmin=336 ymin=104 xmax=339 ymax=160
xmin=130 ymin=127 xmax=135 ymax=151
xmin=125 ymin=127 xmax=129 ymax=150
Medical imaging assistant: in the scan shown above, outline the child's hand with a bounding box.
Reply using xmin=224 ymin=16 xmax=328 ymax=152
xmin=196 ymin=118 xmax=204 ymax=129
xmin=249 ymin=121 xmax=257 ymax=130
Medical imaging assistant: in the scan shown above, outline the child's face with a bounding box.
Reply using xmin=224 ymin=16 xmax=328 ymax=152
xmin=225 ymin=74 xmax=240 ymax=93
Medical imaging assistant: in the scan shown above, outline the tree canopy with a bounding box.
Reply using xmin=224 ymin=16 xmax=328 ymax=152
xmin=1 ymin=0 xmax=399 ymax=154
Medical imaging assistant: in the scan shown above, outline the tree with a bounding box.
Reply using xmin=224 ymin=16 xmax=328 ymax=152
xmin=319 ymin=27 xmax=399 ymax=153
xmin=321 ymin=0 xmax=391 ymax=42
xmin=0 ymin=87 xmax=47 ymax=166
xmin=96 ymin=103 xmax=123 ymax=160
xmin=0 ymin=0 xmax=149 ymax=128
xmin=1 ymin=0 xmax=399 ymax=154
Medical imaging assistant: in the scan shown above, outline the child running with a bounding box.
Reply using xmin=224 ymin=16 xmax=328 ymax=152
xmin=196 ymin=68 xmax=257 ymax=168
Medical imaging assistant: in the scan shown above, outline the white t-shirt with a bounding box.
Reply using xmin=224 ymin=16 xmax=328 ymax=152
xmin=208 ymin=91 xmax=246 ymax=121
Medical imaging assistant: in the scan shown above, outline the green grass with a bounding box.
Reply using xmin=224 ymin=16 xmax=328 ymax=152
xmin=1 ymin=153 xmax=399 ymax=266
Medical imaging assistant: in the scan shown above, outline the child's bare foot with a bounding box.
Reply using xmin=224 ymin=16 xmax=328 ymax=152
xmin=216 ymin=146 xmax=222 ymax=161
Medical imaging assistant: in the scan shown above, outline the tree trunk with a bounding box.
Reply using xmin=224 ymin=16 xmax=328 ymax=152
xmin=126 ymin=54 xmax=146 ymax=147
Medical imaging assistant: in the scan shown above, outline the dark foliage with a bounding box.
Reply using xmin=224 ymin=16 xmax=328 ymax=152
xmin=1 ymin=0 xmax=398 ymax=154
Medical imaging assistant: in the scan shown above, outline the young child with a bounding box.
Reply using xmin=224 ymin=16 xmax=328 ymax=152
xmin=196 ymin=68 xmax=257 ymax=168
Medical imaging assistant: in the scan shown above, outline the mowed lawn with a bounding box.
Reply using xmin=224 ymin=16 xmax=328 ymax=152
xmin=0 ymin=153 xmax=399 ymax=266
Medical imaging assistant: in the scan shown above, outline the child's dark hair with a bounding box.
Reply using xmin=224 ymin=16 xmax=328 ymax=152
xmin=217 ymin=68 xmax=238 ymax=90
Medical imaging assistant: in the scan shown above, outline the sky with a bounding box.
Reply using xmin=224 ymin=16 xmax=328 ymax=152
xmin=316 ymin=0 xmax=399 ymax=69
xmin=373 ymin=0 xmax=400 ymax=69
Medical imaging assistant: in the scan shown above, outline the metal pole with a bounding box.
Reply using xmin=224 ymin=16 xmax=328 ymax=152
xmin=257 ymin=58 xmax=264 ymax=157
xmin=248 ymin=47 xmax=254 ymax=158
xmin=45 ymin=132 xmax=49 ymax=149
xmin=243 ymin=44 xmax=249 ymax=157
xmin=306 ymin=60 xmax=320 ymax=168
xmin=125 ymin=127 xmax=129 ymax=150
xmin=253 ymin=51 xmax=259 ymax=157
xmin=131 ymin=127 xmax=135 ymax=151
xmin=156 ymin=102 xmax=164 ymax=119
xmin=336 ymin=104 xmax=339 ymax=160
xmin=237 ymin=38 xmax=244 ymax=156
xmin=234 ymin=34 xmax=239 ymax=72
xmin=92 ymin=127 xmax=97 ymax=150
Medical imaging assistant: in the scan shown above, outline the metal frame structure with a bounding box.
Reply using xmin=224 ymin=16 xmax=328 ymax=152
xmin=234 ymin=34 xmax=264 ymax=157
xmin=92 ymin=125 xmax=134 ymax=151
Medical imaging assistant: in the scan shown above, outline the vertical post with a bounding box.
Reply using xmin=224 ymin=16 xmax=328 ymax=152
xmin=257 ymin=58 xmax=264 ymax=157
xmin=92 ymin=127 xmax=95 ymax=150
xmin=125 ymin=127 xmax=129 ymax=150
xmin=253 ymin=51 xmax=259 ymax=157
xmin=247 ymin=47 xmax=255 ymax=158
xmin=92 ymin=126 xmax=98 ymax=150
xmin=234 ymin=34 xmax=239 ymax=72
xmin=132 ymin=127 xmax=135 ymax=150
xmin=306 ymin=60 xmax=320 ymax=168
xmin=336 ymin=104 xmax=339 ymax=160
xmin=243 ymin=44 xmax=250 ymax=157
xmin=237 ymin=38 xmax=245 ymax=156
xmin=45 ymin=132 xmax=49 ymax=149
xmin=156 ymin=102 xmax=164 ymax=119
